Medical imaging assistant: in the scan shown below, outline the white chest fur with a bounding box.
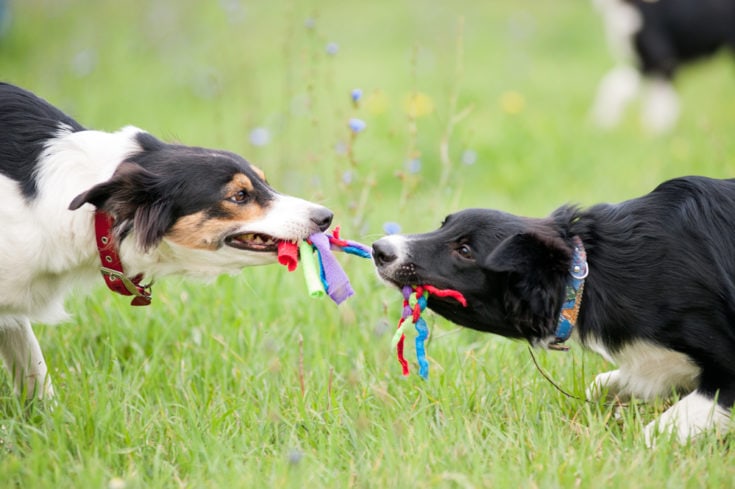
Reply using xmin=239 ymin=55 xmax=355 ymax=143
xmin=584 ymin=337 xmax=701 ymax=401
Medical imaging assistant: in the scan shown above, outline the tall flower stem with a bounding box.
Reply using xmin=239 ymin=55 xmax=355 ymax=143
xmin=439 ymin=17 xmax=474 ymax=189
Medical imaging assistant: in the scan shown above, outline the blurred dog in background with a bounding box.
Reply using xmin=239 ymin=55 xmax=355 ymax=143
xmin=591 ymin=0 xmax=735 ymax=133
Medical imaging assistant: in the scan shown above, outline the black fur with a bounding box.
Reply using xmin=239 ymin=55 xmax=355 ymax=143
xmin=0 ymin=82 xmax=84 ymax=198
xmin=373 ymin=176 xmax=735 ymax=411
xmin=630 ymin=0 xmax=735 ymax=78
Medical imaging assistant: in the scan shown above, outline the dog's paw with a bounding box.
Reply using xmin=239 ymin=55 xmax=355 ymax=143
xmin=18 ymin=372 xmax=54 ymax=401
xmin=586 ymin=369 xmax=624 ymax=400
xmin=643 ymin=391 xmax=731 ymax=447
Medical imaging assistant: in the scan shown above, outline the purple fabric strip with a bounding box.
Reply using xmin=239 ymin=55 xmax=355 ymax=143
xmin=310 ymin=233 xmax=354 ymax=304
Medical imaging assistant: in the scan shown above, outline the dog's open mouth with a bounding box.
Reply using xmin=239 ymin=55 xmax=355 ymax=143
xmin=225 ymin=232 xmax=280 ymax=252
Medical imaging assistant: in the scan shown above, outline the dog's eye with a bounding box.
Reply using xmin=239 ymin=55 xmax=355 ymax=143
xmin=229 ymin=190 xmax=250 ymax=203
xmin=455 ymin=244 xmax=473 ymax=260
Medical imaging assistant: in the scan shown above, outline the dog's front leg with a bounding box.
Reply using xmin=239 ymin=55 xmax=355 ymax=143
xmin=0 ymin=317 xmax=54 ymax=399
xmin=641 ymin=76 xmax=679 ymax=134
xmin=643 ymin=391 xmax=731 ymax=446
xmin=591 ymin=66 xmax=641 ymax=129
xmin=586 ymin=369 xmax=630 ymax=401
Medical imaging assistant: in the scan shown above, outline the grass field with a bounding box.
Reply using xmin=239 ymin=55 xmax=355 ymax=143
xmin=1 ymin=1 xmax=735 ymax=487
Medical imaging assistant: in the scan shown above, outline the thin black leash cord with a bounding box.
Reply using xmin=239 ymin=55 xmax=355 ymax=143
xmin=527 ymin=346 xmax=593 ymax=404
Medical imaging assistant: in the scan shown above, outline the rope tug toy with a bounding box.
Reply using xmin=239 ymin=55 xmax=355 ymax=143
xmin=392 ymin=285 xmax=467 ymax=379
xmin=277 ymin=226 xmax=371 ymax=305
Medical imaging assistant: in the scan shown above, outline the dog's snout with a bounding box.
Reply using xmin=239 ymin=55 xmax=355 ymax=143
xmin=372 ymin=239 xmax=398 ymax=267
xmin=311 ymin=207 xmax=334 ymax=232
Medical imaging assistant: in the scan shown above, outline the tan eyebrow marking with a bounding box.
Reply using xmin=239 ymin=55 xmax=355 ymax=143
xmin=221 ymin=173 xmax=254 ymax=201
xmin=250 ymin=164 xmax=267 ymax=182
xmin=230 ymin=173 xmax=254 ymax=192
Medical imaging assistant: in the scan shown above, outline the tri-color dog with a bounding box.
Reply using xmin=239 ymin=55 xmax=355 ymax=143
xmin=373 ymin=176 xmax=734 ymax=444
xmin=0 ymin=82 xmax=333 ymax=399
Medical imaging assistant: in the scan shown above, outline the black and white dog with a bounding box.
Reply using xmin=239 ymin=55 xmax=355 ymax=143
xmin=373 ymin=176 xmax=733 ymax=445
xmin=0 ymin=82 xmax=333 ymax=399
xmin=591 ymin=0 xmax=735 ymax=133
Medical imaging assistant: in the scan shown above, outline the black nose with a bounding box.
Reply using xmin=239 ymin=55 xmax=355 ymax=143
xmin=372 ymin=239 xmax=397 ymax=267
xmin=311 ymin=207 xmax=334 ymax=232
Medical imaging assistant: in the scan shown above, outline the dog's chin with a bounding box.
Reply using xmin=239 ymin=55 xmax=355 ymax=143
xmin=425 ymin=299 xmax=457 ymax=320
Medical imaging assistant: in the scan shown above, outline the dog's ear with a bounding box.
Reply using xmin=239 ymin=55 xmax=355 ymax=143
xmin=483 ymin=230 xmax=571 ymax=338
xmin=484 ymin=231 xmax=571 ymax=275
xmin=69 ymin=162 xmax=174 ymax=251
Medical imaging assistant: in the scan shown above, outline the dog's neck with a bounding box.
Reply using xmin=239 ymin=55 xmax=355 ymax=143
xmin=549 ymin=236 xmax=588 ymax=351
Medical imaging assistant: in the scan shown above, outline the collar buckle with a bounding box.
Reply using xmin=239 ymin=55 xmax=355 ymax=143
xmin=99 ymin=267 xmax=152 ymax=305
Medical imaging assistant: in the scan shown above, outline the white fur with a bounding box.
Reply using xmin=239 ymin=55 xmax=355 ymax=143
xmin=584 ymin=337 xmax=701 ymax=401
xmin=582 ymin=337 xmax=732 ymax=444
xmin=0 ymin=125 xmax=328 ymax=398
xmin=0 ymin=317 xmax=54 ymax=399
xmin=0 ymin=126 xmax=140 ymax=323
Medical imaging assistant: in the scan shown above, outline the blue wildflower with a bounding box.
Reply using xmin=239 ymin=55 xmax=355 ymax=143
xmin=220 ymin=0 xmax=246 ymax=23
xmin=461 ymin=149 xmax=477 ymax=165
xmin=71 ymin=49 xmax=96 ymax=78
xmin=406 ymin=158 xmax=421 ymax=174
xmin=341 ymin=170 xmax=353 ymax=185
xmin=325 ymin=42 xmax=339 ymax=55
xmin=249 ymin=127 xmax=270 ymax=147
xmin=383 ymin=222 xmax=402 ymax=235
xmin=348 ymin=118 xmax=366 ymax=133
xmin=351 ymin=88 xmax=363 ymax=103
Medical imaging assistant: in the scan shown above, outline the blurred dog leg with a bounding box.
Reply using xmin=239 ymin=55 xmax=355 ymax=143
xmin=641 ymin=76 xmax=679 ymax=134
xmin=591 ymin=65 xmax=640 ymax=128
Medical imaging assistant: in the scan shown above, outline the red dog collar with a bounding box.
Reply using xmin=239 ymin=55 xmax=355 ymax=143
xmin=94 ymin=211 xmax=152 ymax=306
